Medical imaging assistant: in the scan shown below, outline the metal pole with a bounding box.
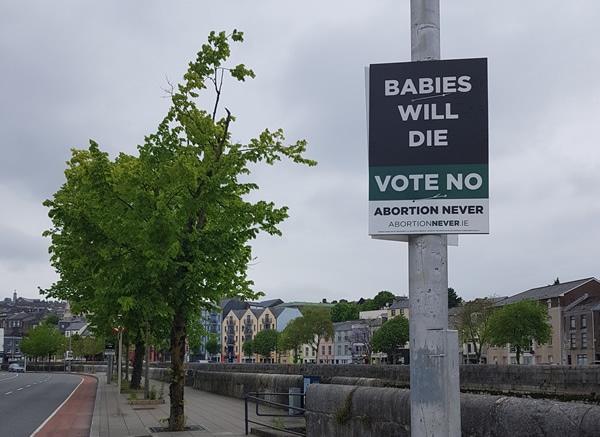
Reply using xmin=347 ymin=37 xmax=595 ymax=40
xmin=409 ymin=1 xmax=460 ymax=435
xmin=117 ymin=329 xmax=123 ymax=416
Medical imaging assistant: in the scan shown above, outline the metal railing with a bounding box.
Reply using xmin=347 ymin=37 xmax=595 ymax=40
xmin=244 ymin=391 xmax=306 ymax=436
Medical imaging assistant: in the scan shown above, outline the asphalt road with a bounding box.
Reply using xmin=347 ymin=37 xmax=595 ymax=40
xmin=0 ymin=371 xmax=92 ymax=436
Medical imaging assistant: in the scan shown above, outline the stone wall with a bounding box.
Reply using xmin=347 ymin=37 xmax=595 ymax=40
xmin=149 ymin=365 xmax=600 ymax=436
xmin=305 ymin=384 xmax=600 ymax=437
xmin=183 ymin=362 xmax=600 ymax=400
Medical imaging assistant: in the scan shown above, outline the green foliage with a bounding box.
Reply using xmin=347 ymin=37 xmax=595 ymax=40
xmin=486 ymin=300 xmax=552 ymax=364
xmin=205 ymin=337 xmax=220 ymax=357
xmin=301 ymin=307 xmax=334 ymax=354
xmin=20 ymin=324 xmax=64 ymax=360
xmin=372 ymin=290 xmax=395 ymax=309
xmin=44 ymin=314 xmax=60 ymax=325
xmin=331 ymin=301 xmax=360 ymax=323
xmin=359 ymin=299 xmax=378 ymax=311
xmin=271 ymin=417 xmax=285 ymax=429
xmin=334 ymin=387 xmax=357 ymax=425
xmin=448 ymin=287 xmax=463 ymax=309
xmin=242 ymin=339 xmax=254 ymax=358
xmin=371 ymin=315 xmax=409 ymax=363
xmin=42 ymin=29 xmax=315 ymax=431
xmin=252 ymin=329 xmax=279 ymax=360
xmin=278 ymin=307 xmax=333 ymax=362
xmin=453 ymin=297 xmax=495 ymax=363
xmin=278 ymin=318 xmax=306 ymax=363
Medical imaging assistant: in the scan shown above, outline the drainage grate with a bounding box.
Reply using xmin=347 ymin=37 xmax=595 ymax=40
xmin=148 ymin=425 xmax=205 ymax=433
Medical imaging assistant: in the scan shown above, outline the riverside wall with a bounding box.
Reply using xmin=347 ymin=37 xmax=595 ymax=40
xmin=182 ymin=362 xmax=600 ymax=400
xmin=305 ymin=384 xmax=600 ymax=437
xmin=148 ymin=364 xmax=600 ymax=436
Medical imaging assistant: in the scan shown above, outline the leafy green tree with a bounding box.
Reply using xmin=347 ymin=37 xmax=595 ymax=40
xmin=82 ymin=335 xmax=105 ymax=359
xmin=360 ymin=298 xmax=378 ymax=311
xmin=330 ymin=301 xmax=359 ymax=322
xmin=69 ymin=333 xmax=84 ymax=358
xmin=453 ymin=298 xmax=495 ymax=363
xmin=279 ymin=318 xmax=306 ymax=363
xmin=448 ymin=287 xmax=463 ymax=309
xmin=486 ymin=300 xmax=552 ymax=364
xmin=371 ymin=315 xmax=410 ymax=364
xmin=205 ymin=337 xmax=220 ymax=359
xmin=43 ymin=30 xmax=314 ymax=430
xmin=301 ymin=307 xmax=334 ymax=357
xmin=252 ymin=329 xmax=280 ymax=362
xmin=20 ymin=324 xmax=65 ymax=361
xmin=242 ymin=339 xmax=255 ymax=362
xmin=44 ymin=314 xmax=60 ymax=326
xmin=373 ymin=290 xmax=395 ymax=309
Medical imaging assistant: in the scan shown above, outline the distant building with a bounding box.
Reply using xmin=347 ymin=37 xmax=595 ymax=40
xmin=486 ymin=277 xmax=600 ymax=365
xmin=221 ymin=299 xmax=301 ymax=363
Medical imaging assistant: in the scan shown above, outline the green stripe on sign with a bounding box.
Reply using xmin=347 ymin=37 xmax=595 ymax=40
xmin=369 ymin=164 xmax=488 ymax=200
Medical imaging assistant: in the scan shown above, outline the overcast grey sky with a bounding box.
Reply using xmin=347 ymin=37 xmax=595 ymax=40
xmin=1 ymin=1 xmax=599 ymax=304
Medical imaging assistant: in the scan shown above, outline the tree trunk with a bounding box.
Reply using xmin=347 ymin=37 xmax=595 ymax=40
xmin=130 ymin=339 xmax=145 ymax=390
xmin=169 ymin=309 xmax=187 ymax=431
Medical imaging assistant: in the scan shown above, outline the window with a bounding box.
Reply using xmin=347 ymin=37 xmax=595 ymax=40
xmin=570 ymin=316 xmax=576 ymax=329
xmin=322 ymin=346 xmax=325 ymax=355
xmin=391 ymin=309 xmax=396 ymax=316
xmin=328 ymin=345 xmax=332 ymax=355
xmin=570 ymin=333 xmax=577 ymax=349
xmin=577 ymin=354 xmax=588 ymax=365
xmin=400 ymin=309 xmax=405 ymax=316
xmin=582 ymin=333 xmax=588 ymax=349
xmin=581 ymin=315 xmax=587 ymax=329
xmin=337 ymin=345 xmax=341 ymax=355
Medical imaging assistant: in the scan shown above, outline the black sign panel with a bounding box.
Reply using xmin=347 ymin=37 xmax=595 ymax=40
xmin=369 ymin=58 xmax=488 ymax=168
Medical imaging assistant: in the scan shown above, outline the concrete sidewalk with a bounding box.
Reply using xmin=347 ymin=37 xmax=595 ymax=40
xmin=90 ymin=373 xmax=251 ymax=436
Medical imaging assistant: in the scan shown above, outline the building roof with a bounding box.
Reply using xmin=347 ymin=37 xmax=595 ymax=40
xmin=333 ymin=320 xmax=357 ymax=331
xmin=498 ymin=277 xmax=599 ymax=306
xmin=563 ymin=295 xmax=600 ymax=313
xmin=276 ymin=301 xmax=334 ymax=309
xmin=389 ymin=299 xmax=409 ymax=309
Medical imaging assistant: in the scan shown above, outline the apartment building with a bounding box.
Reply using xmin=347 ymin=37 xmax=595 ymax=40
xmin=486 ymin=277 xmax=600 ymax=365
xmin=222 ymin=303 xmax=301 ymax=363
xmin=562 ymin=296 xmax=600 ymax=365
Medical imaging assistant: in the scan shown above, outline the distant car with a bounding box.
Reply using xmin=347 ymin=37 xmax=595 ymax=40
xmin=8 ymin=363 xmax=25 ymax=373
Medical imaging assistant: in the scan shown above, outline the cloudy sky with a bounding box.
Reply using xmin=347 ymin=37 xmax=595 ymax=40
xmin=1 ymin=1 xmax=599 ymax=305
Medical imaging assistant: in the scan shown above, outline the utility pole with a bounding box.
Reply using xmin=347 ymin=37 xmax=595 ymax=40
xmin=408 ymin=1 xmax=461 ymax=436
